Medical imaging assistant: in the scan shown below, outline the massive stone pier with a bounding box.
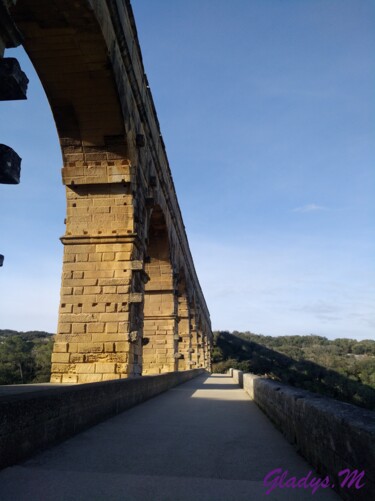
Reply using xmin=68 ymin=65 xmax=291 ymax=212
xmin=0 ymin=0 xmax=212 ymax=382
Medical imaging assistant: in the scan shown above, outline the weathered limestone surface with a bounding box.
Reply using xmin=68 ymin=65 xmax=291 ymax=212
xmin=241 ymin=373 xmax=375 ymax=501
xmin=0 ymin=368 xmax=205 ymax=470
xmin=1 ymin=0 xmax=212 ymax=381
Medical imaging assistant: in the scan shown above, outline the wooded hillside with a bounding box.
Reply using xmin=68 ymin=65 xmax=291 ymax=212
xmin=212 ymin=331 xmax=375 ymax=410
xmin=0 ymin=330 xmax=53 ymax=384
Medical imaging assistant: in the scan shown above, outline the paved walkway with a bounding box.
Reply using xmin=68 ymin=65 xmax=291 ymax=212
xmin=0 ymin=374 xmax=339 ymax=501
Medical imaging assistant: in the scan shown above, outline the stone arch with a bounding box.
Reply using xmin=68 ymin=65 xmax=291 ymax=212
xmin=12 ymin=0 xmax=129 ymax=164
xmin=142 ymin=205 xmax=178 ymax=374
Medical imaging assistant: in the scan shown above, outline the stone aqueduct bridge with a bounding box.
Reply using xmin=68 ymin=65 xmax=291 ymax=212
xmin=0 ymin=0 xmax=212 ymax=381
xmin=1 ymin=5 xmax=375 ymax=501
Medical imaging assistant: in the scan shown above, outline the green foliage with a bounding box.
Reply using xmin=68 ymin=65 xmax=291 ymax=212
xmin=212 ymin=331 xmax=375 ymax=411
xmin=0 ymin=336 xmax=35 ymax=384
xmin=32 ymin=337 xmax=54 ymax=383
xmin=0 ymin=331 xmax=54 ymax=384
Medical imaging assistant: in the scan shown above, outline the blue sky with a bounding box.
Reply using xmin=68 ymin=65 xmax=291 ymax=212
xmin=0 ymin=0 xmax=374 ymax=340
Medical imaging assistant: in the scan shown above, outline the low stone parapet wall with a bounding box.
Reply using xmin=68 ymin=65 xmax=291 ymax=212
xmin=0 ymin=369 xmax=205 ymax=470
xmin=232 ymin=369 xmax=243 ymax=386
xmin=242 ymin=373 xmax=375 ymax=501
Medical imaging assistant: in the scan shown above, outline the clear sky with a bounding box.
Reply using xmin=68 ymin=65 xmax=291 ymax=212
xmin=0 ymin=0 xmax=374 ymax=340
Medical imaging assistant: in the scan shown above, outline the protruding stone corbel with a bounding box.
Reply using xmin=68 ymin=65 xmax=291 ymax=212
xmin=0 ymin=2 xmax=24 ymax=51
xmin=0 ymin=58 xmax=29 ymax=100
xmin=128 ymin=293 xmax=143 ymax=303
xmin=129 ymin=260 xmax=143 ymax=271
xmin=0 ymin=144 xmax=21 ymax=183
xmin=127 ymin=331 xmax=139 ymax=343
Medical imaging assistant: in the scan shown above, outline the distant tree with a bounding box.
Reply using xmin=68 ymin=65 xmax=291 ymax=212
xmin=32 ymin=338 xmax=54 ymax=382
xmin=0 ymin=335 xmax=35 ymax=384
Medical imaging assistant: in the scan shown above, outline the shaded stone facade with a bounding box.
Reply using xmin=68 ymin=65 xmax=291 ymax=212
xmin=0 ymin=0 xmax=212 ymax=382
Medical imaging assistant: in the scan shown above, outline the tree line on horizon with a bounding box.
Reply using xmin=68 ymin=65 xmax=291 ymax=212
xmin=212 ymin=330 xmax=375 ymax=410
xmin=1 ymin=329 xmax=374 ymax=411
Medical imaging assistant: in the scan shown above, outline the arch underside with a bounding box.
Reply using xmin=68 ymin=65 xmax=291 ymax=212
xmin=3 ymin=0 xmax=212 ymax=381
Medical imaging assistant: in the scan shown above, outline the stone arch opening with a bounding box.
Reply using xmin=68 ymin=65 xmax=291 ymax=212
xmin=12 ymin=0 xmax=127 ymax=161
xmin=0 ymin=45 xmax=64 ymax=332
xmin=142 ymin=205 xmax=177 ymax=374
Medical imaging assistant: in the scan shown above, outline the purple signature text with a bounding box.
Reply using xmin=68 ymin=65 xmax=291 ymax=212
xmin=263 ymin=468 xmax=366 ymax=495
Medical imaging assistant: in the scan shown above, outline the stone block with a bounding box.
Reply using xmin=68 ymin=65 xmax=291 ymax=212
xmin=77 ymin=343 xmax=103 ymax=353
xmin=77 ymin=374 xmax=103 ymax=383
xmin=87 ymin=322 xmax=105 ymax=333
xmin=51 ymin=363 xmax=71 ymax=374
xmin=70 ymin=354 xmax=84 ymax=363
xmin=71 ymin=323 xmax=86 ymax=334
xmin=62 ymin=374 xmax=78 ymax=383
xmin=115 ymin=342 xmax=128 ymax=352
xmin=95 ymin=363 xmax=116 ymax=373
xmin=75 ymin=363 xmax=95 ymax=374
xmin=53 ymin=343 xmax=69 ymax=353
xmin=104 ymin=342 xmax=114 ymax=352
xmin=51 ymin=353 xmax=70 ymax=363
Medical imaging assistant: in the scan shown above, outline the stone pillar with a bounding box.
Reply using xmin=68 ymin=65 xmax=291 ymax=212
xmin=142 ymin=207 xmax=177 ymax=375
xmin=205 ymin=335 xmax=212 ymax=371
xmin=196 ymin=332 xmax=204 ymax=368
xmin=192 ymin=315 xmax=204 ymax=369
xmin=176 ymin=290 xmax=191 ymax=371
xmin=201 ymin=332 xmax=207 ymax=368
xmin=189 ymin=313 xmax=199 ymax=368
xmin=142 ymin=262 xmax=177 ymax=374
xmin=51 ymin=161 xmax=142 ymax=383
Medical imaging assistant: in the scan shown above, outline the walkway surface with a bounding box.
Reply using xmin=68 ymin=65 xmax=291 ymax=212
xmin=0 ymin=374 xmax=339 ymax=501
